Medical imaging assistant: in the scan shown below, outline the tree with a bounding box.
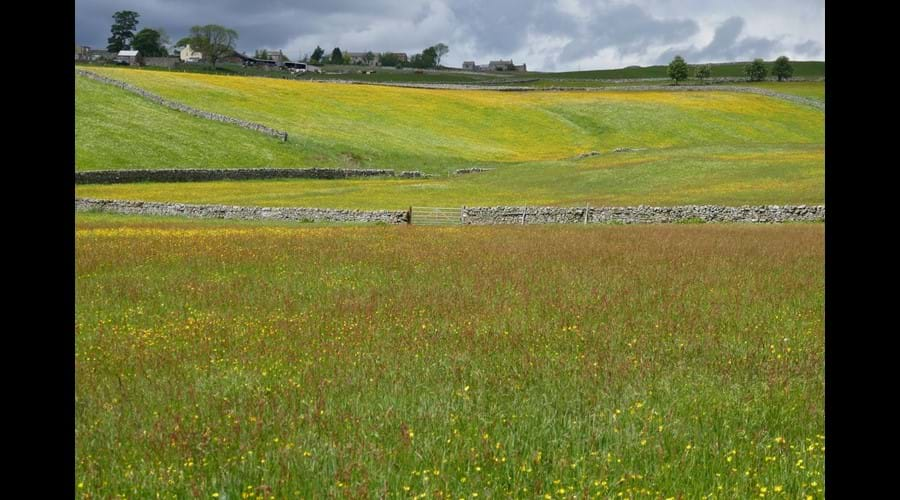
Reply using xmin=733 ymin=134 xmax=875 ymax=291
xmin=745 ymin=58 xmax=768 ymax=81
xmin=667 ymin=55 xmax=689 ymax=85
xmin=132 ymin=28 xmax=167 ymax=57
xmin=695 ymin=64 xmax=711 ymax=81
xmin=181 ymin=25 xmax=238 ymax=69
xmin=255 ymin=49 xmax=270 ymax=60
xmin=772 ymin=56 xmax=793 ymax=81
xmin=331 ymin=47 xmax=343 ymax=65
xmin=107 ymin=10 xmax=140 ymax=52
xmin=364 ymin=51 xmax=376 ymax=65
xmin=380 ymin=52 xmax=401 ymax=67
xmin=422 ymin=46 xmax=438 ymax=68
xmin=433 ymin=43 xmax=449 ymax=66
xmin=311 ymin=46 xmax=324 ymax=63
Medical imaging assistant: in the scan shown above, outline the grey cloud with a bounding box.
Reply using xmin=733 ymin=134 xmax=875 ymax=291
xmin=656 ymin=17 xmax=787 ymax=64
xmin=794 ymin=39 xmax=823 ymax=57
xmin=558 ymin=4 xmax=698 ymax=63
xmin=75 ymin=0 xmax=823 ymax=71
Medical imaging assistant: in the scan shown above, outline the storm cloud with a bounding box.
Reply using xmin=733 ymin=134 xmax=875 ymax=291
xmin=75 ymin=0 xmax=824 ymax=71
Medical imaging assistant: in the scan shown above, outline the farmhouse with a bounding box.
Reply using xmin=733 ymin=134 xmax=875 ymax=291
xmin=75 ymin=45 xmax=91 ymax=61
xmin=463 ymin=59 xmax=526 ymax=71
xmin=179 ymin=44 xmax=203 ymax=63
xmin=344 ymin=51 xmax=409 ymax=66
xmin=115 ymin=50 xmax=143 ymax=66
xmin=346 ymin=52 xmax=375 ymax=65
xmin=262 ymin=50 xmax=289 ymax=63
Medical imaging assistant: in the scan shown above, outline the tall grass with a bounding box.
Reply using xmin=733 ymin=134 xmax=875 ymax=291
xmin=77 ymin=68 xmax=824 ymax=173
xmin=76 ymin=215 xmax=824 ymax=498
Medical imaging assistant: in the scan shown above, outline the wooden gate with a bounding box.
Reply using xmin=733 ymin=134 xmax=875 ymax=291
xmin=409 ymin=207 xmax=462 ymax=226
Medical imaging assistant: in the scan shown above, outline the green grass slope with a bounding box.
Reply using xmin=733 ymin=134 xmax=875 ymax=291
xmin=78 ymin=68 xmax=823 ymax=174
xmin=538 ymin=61 xmax=825 ymax=80
xmin=77 ymin=143 xmax=825 ymax=208
xmin=76 ymin=76 xmax=309 ymax=170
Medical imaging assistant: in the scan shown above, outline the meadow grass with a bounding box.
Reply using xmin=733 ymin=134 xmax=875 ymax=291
xmin=77 ymin=68 xmax=823 ymax=174
xmin=538 ymin=61 xmax=825 ymax=80
xmin=78 ymin=60 xmax=824 ymax=84
xmin=76 ymin=144 xmax=824 ymax=208
xmin=76 ymin=215 xmax=824 ymax=498
xmin=75 ymin=76 xmax=310 ymax=170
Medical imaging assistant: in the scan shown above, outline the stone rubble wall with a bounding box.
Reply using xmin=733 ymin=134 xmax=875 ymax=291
xmin=76 ymin=68 xmax=290 ymax=141
xmin=75 ymin=168 xmax=400 ymax=184
xmin=461 ymin=205 xmax=825 ymax=224
xmin=77 ymin=198 xmax=825 ymax=225
xmin=454 ymin=168 xmax=493 ymax=175
xmin=76 ymin=198 xmax=408 ymax=224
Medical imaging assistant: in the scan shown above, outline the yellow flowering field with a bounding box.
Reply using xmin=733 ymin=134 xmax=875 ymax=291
xmin=76 ymin=214 xmax=824 ymax=497
xmin=79 ymin=67 xmax=823 ymax=174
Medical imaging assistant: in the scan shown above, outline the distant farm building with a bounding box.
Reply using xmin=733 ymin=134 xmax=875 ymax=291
xmin=346 ymin=52 xmax=375 ymax=65
xmin=257 ymin=49 xmax=289 ymax=63
xmin=75 ymin=45 xmax=91 ymax=61
xmin=179 ymin=45 xmax=203 ymax=63
xmin=463 ymin=59 xmax=526 ymax=72
xmin=115 ymin=50 xmax=143 ymax=66
xmin=345 ymin=51 xmax=409 ymax=66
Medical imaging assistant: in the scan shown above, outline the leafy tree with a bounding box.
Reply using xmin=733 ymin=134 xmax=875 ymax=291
xmin=433 ymin=43 xmax=449 ymax=66
xmin=667 ymin=55 xmax=689 ymax=85
xmin=181 ymin=25 xmax=238 ymax=69
xmin=422 ymin=46 xmax=438 ymax=68
xmin=380 ymin=52 xmax=401 ymax=67
xmin=772 ymin=55 xmax=794 ymax=81
xmin=331 ymin=47 xmax=343 ymax=65
xmin=255 ymin=49 xmax=270 ymax=60
xmin=695 ymin=64 xmax=711 ymax=81
xmin=132 ymin=28 xmax=167 ymax=57
xmin=107 ymin=10 xmax=140 ymax=52
xmin=364 ymin=51 xmax=376 ymax=65
xmin=745 ymin=58 xmax=768 ymax=81
xmin=311 ymin=46 xmax=324 ymax=63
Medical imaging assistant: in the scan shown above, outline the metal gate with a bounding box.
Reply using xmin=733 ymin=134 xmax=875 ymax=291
xmin=409 ymin=207 xmax=462 ymax=226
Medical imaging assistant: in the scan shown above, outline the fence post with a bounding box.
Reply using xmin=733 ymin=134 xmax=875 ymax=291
xmin=407 ymin=206 xmax=412 ymax=225
xmin=584 ymin=203 xmax=590 ymax=225
xmin=461 ymin=205 xmax=465 ymax=225
xmin=522 ymin=205 xmax=527 ymax=225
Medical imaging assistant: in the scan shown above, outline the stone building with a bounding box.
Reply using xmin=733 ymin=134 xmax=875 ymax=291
xmin=115 ymin=50 xmax=143 ymax=66
xmin=463 ymin=59 xmax=526 ymax=71
xmin=179 ymin=44 xmax=203 ymax=63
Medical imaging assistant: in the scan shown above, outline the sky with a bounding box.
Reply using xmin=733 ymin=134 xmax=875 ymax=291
xmin=75 ymin=0 xmax=824 ymax=72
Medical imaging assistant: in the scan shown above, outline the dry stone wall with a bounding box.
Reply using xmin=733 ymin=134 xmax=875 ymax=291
xmin=461 ymin=205 xmax=825 ymax=224
xmin=77 ymin=198 xmax=824 ymax=225
xmin=75 ymin=168 xmax=399 ymax=184
xmin=76 ymin=198 xmax=408 ymax=224
xmin=76 ymin=68 xmax=289 ymax=141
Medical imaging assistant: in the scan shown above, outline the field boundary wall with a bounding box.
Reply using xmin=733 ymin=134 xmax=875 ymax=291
xmin=74 ymin=168 xmax=430 ymax=184
xmin=76 ymin=198 xmax=408 ymax=223
xmin=77 ymin=198 xmax=824 ymax=224
xmin=76 ymin=68 xmax=290 ymax=141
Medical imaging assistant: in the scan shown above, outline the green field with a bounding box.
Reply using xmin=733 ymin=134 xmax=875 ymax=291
xmin=75 ymin=67 xmax=824 ymax=208
xmin=77 ymin=60 xmax=824 ymax=85
xmin=76 ymin=76 xmax=314 ymax=169
xmin=77 ymin=143 xmax=824 ymax=208
xmin=534 ymin=61 xmax=825 ymax=80
xmin=76 ymin=214 xmax=824 ymax=498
